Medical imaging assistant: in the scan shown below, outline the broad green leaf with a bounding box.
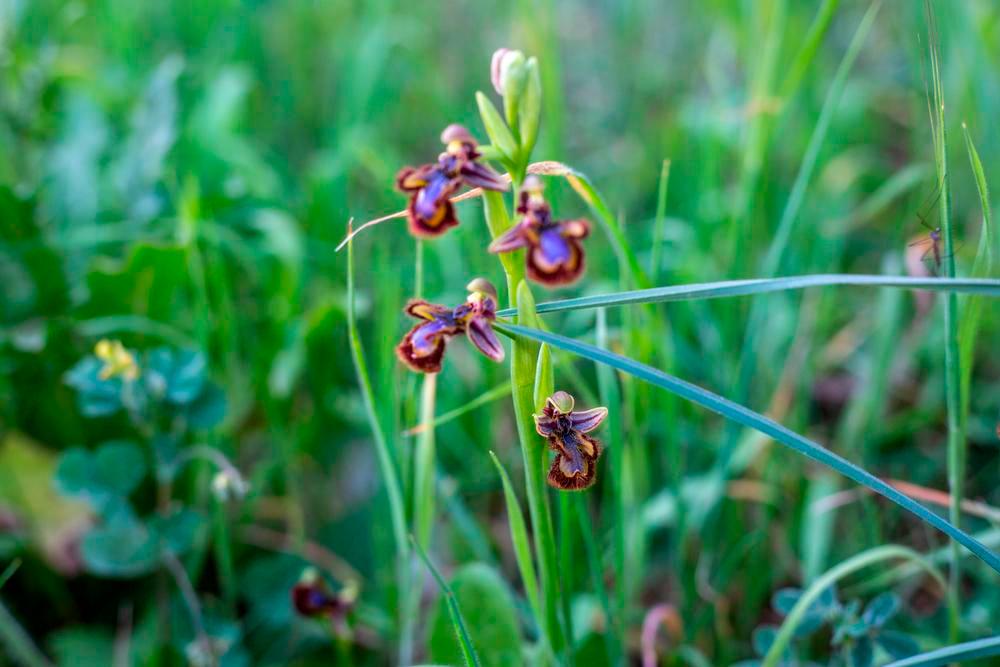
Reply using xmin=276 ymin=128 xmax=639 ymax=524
xmin=81 ymin=518 xmax=159 ymax=578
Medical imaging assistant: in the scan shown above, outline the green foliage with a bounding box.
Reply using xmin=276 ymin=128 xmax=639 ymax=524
xmin=427 ymin=563 xmax=519 ymax=667
xmin=2 ymin=2 xmax=1000 ymax=665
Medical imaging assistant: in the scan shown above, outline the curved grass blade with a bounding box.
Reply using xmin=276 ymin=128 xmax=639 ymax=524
xmin=492 ymin=322 xmax=1000 ymax=575
xmin=496 ymin=274 xmax=1000 ymax=317
xmin=763 ymin=545 xmax=945 ymax=667
xmin=883 ymin=635 xmax=1000 ymax=667
xmin=410 ymin=536 xmax=481 ymax=667
xmin=488 ymin=451 xmax=542 ymax=635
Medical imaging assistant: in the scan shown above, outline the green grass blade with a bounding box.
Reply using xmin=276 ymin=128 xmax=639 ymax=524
xmin=779 ymin=0 xmax=842 ymax=98
xmin=413 ymin=374 xmax=437 ymax=548
xmin=347 ymin=232 xmax=407 ymax=554
xmin=410 ymin=537 xmax=481 ymax=667
xmin=763 ymin=544 xmax=945 ymax=667
xmin=762 ymin=0 xmax=880 ymax=276
xmin=0 ymin=561 xmax=19 ymax=591
xmin=883 ymin=635 xmax=1000 ymax=667
xmin=649 ymin=159 xmax=672 ymax=282
xmin=958 ymin=124 xmax=994 ymax=422
xmin=492 ymin=322 xmax=1000 ymax=575
xmin=405 ymin=382 xmax=512 ymax=436
xmin=488 ymin=451 xmax=542 ymax=633
xmin=560 ymin=167 xmax=651 ymax=289
xmin=495 ymin=274 xmax=1000 ymax=317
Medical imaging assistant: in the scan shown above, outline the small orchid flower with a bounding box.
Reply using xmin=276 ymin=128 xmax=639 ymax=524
xmin=292 ymin=568 xmax=358 ymax=638
xmin=533 ymin=391 xmax=608 ymax=490
xmin=396 ymin=124 xmax=508 ymax=238
xmin=488 ymin=176 xmax=591 ymax=286
xmin=396 ymin=278 xmax=505 ymax=374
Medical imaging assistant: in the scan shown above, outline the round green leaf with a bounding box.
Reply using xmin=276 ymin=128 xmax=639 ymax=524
xmin=81 ymin=518 xmax=159 ymax=578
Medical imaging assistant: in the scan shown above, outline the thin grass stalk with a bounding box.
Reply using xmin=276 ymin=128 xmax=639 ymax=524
xmin=0 ymin=599 xmax=53 ymax=667
xmin=924 ymin=2 xmax=963 ymax=641
xmin=958 ymin=125 xmax=994 ymax=428
xmin=649 ymin=159 xmax=671 ymax=282
xmin=596 ymin=308 xmax=628 ymax=657
xmin=572 ymin=493 xmax=621 ymax=666
xmin=346 ymin=232 xmax=410 ymax=662
xmin=411 ymin=537 xmax=481 ymax=667
xmin=489 ymin=451 xmax=543 ymax=633
xmin=762 ymin=545 xmax=946 ymax=667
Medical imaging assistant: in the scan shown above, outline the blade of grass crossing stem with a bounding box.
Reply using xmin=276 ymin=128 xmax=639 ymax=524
xmin=410 ymin=537 xmax=481 ymax=667
xmin=489 ymin=452 xmax=543 ymax=635
xmin=346 ymin=232 xmax=411 ymax=662
xmin=495 ymin=275 xmax=1000 ymax=317
xmin=649 ymin=159 xmax=671 ymax=282
xmin=762 ymin=545 xmax=946 ymax=667
xmin=925 ymin=1 xmax=963 ymax=641
xmin=958 ymin=125 xmax=994 ymax=423
xmin=884 ymin=635 xmax=1000 ymax=667
xmin=492 ymin=322 xmax=1000 ymax=575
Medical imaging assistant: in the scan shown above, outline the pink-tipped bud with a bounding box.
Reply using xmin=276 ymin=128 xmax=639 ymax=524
xmin=490 ymin=48 xmax=526 ymax=97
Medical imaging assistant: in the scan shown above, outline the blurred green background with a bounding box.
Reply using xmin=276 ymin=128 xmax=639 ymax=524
xmin=1 ymin=0 xmax=999 ymax=665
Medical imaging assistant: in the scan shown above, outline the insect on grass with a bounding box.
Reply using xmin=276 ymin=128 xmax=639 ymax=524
xmin=907 ymin=185 xmax=954 ymax=275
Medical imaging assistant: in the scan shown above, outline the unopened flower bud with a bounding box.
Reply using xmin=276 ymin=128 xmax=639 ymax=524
xmin=490 ymin=48 xmax=528 ymax=130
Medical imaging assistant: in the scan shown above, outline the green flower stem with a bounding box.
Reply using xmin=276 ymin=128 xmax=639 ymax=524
xmin=483 ymin=188 xmax=564 ymax=656
xmin=925 ymin=3 xmax=962 ymax=641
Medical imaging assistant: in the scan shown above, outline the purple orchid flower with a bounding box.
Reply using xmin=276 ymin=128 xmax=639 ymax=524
xmin=396 ymin=124 xmax=508 ymax=238
xmin=533 ymin=390 xmax=608 ymax=490
xmin=488 ymin=175 xmax=591 ymax=286
xmin=396 ymin=278 xmax=505 ymax=374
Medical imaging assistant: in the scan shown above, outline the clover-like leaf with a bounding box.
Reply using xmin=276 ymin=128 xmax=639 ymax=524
xmin=861 ymin=592 xmax=900 ymax=629
xmin=850 ymin=636 xmax=874 ymax=667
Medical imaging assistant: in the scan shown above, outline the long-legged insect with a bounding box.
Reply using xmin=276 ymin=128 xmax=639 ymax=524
xmin=907 ymin=186 xmax=950 ymax=275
